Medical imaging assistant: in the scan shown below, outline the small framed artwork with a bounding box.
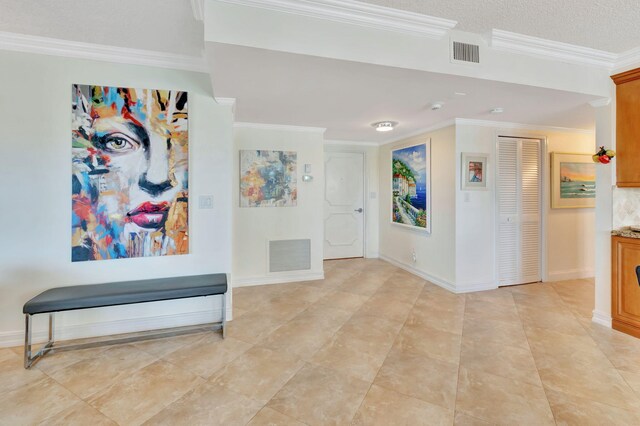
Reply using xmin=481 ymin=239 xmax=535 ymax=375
xmin=461 ymin=153 xmax=488 ymax=190
xmin=551 ymin=152 xmax=596 ymax=209
xmin=240 ymin=150 xmax=297 ymax=207
xmin=391 ymin=140 xmax=431 ymax=233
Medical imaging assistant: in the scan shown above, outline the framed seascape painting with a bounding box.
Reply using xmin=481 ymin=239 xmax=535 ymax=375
xmin=551 ymin=152 xmax=596 ymax=209
xmin=71 ymin=84 xmax=189 ymax=261
xmin=391 ymin=141 xmax=431 ymax=232
xmin=240 ymin=150 xmax=297 ymax=207
xmin=461 ymin=153 xmax=488 ymax=190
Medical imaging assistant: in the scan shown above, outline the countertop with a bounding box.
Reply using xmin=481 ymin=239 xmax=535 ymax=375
xmin=612 ymin=227 xmax=640 ymax=239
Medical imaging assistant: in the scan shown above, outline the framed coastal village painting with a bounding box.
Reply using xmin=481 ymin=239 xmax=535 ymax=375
xmin=240 ymin=150 xmax=297 ymax=207
xmin=71 ymin=84 xmax=189 ymax=261
xmin=551 ymin=152 xmax=596 ymax=209
xmin=461 ymin=152 xmax=488 ymax=190
xmin=391 ymin=141 xmax=431 ymax=233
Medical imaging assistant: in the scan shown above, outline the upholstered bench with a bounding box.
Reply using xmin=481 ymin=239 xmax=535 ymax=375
xmin=23 ymin=274 xmax=227 ymax=368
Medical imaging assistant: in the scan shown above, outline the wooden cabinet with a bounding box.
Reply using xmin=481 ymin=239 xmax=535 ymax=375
xmin=612 ymin=68 xmax=640 ymax=187
xmin=612 ymin=236 xmax=640 ymax=337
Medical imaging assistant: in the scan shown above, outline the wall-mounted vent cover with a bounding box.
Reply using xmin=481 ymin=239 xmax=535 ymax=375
xmin=451 ymin=41 xmax=480 ymax=64
xmin=269 ymin=239 xmax=311 ymax=272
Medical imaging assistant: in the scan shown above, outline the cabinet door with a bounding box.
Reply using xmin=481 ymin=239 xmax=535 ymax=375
xmin=613 ymin=70 xmax=640 ymax=187
xmin=612 ymin=237 xmax=640 ymax=337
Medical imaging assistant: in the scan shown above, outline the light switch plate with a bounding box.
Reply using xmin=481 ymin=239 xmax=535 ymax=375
xmin=199 ymin=195 xmax=213 ymax=209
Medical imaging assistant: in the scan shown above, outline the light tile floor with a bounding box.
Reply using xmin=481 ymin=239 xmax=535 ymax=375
xmin=2 ymin=258 xmax=640 ymax=425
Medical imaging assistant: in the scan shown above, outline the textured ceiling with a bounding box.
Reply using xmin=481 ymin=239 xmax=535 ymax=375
xmin=1 ymin=0 xmax=638 ymax=55
xmin=360 ymin=0 xmax=640 ymax=53
xmin=0 ymin=0 xmax=204 ymax=56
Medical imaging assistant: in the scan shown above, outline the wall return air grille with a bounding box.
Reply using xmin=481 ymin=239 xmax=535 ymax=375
xmin=269 ymin=239 xmax=311 ymax=273
xmin=451 ymin=41 xmax=480 ymax=64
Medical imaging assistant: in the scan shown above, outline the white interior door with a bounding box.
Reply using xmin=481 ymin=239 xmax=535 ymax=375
xmin=497 ymin=137 xmax=542 ymax=286
xmin=324 ymin=152 xmax=365 ymax=259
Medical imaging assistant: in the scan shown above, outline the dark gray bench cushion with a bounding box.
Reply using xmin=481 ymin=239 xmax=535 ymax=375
xmin=23 ymin=274 xmax=227 ymax=315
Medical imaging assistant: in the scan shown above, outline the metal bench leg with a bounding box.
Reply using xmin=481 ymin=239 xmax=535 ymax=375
xmin=24 ymin=313 xmax=55 ymax=369
xmin=24 ymin=314 xmax=32 ymax=369
xmin=221 ymin=292 xmax=227 ymax=339
xmin=49 ymin=313 xmax=55 ymax=347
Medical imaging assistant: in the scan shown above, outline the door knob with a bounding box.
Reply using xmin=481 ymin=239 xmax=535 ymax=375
xmin=354 ymin=208 xmax=363 ymax=213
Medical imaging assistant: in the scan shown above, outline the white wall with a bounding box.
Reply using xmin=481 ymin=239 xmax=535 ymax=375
xmin=204 ymin=1 xmax=611 ymax=98
xmin=0 ymin=51 xmax=233 ymax=346
xmin=454 ymin=123 xmax=596 ymax=290
xmin=232 ymin=125 xmax=325 ymax=286
xmin=378 ymin=126 xmax=457 ymax=289
xmin=455 ymin=125 xmax=497 ymax=291
xmin=324 ymin=142 xmax=380 ymax=258
xmin=593 ymin=100 xmax=615 ymax=327
xmin=544 ymin=130 xmax=597 ymax=281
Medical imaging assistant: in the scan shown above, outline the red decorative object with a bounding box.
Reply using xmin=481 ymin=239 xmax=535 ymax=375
xmin=593 ymin=146 xmax=615 ymax=164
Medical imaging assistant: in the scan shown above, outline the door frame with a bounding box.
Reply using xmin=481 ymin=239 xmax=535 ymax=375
xmin=323 ymin=150 xmax=367 ymax=260
xmin=494 ymin=133 xmax=549 ymax=286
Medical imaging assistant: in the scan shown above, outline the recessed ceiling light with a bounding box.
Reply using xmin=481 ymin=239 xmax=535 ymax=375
xmin=490 ymin=107 xmax=504 ymax=114
xmin=454 ymin=92 xmax=467 ymax=96
xmin=431 ymin=102 xmax=444 ymax=110
xmin=372 ymin=121 xmax=397 ymax=132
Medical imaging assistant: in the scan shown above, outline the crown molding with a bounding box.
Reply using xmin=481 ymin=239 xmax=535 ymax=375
xmin=324 ymin=139 xmax=378 ymax=147
xmin=588 ymin=98 xmax=611 ymax=108
xmin=615 ymin=47 xmax=640 ymax=72
xmin=490 ymin=29 xmax=617 ymax=69
xmin=454 ymin=118 xmax=594 ymax=135
xmin=215 ymin=97 xmax=236 ymax=114
xmin=611 ymin=67 xmax=640 ymax=85
xmin=234 ymin=122 xmax=327 ymax=134
xmin=191 ymin=0 xmax=205 ymax=21
xmin=216 ymin=0 xmax=457 ymax=39
xmin=0 ymin=31 xmax=208 ymax=72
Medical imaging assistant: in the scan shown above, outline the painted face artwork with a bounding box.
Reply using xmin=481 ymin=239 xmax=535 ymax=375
xmin=71 ymin=85 xmax=189 ymax=261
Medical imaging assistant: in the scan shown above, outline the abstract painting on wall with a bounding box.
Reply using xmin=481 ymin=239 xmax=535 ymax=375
xmin=391 ymin=141 xmax=431 ymax=232
xmin=240 ymin=150 xmax=297 ymax=207
xmin=71 ymin=84 xmax=189 ymax=261
xmin=551 ymin=152 xmax=596 ymax=209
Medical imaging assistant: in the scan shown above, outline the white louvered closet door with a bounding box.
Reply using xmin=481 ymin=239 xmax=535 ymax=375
xmin=497 ymin=137 xmax=541 ymax=286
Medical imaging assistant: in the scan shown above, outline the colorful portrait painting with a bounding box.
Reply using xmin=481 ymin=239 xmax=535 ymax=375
xmin=240 ymin=150 xmax=297 ymax=207
xmin=391 ymin=141 xmax=431 ymax=232
xmin=71 ymin=84 xmax=189 ymax=261
xmin=551 ymin=153 xmax=595 ymax=209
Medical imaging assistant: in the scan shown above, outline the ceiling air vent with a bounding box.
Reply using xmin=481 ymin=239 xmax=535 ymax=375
xmin=451 ymin=41 xmax=480 ymax=64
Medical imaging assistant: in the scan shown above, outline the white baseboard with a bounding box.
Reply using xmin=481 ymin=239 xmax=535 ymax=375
xmin=379 ymin=254 xmax=456 ymax=293
xmin=0 ymin=308 xmax=230 ymax=348
xmin=232 ymin=271 xmax=324 ymax=288
xmin=592 ymin=310 xmax=612 ymax=328
xmin=455 ymin=281 xmax=499 ymax=293
xmin=547 ymin=268 xmax=594 ymax=282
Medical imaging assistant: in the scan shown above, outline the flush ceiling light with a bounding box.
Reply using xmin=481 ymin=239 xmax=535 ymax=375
xmin=372 ymin=121 xmax=397 ymax=132
xmin=490 ymin=107 xmax=504 ymax=114
xmin=431 ymin=102 xmax=444 ymax=110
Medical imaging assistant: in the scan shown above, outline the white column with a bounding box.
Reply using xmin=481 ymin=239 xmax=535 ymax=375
xmin=590 ymin=96 xmax=614 ymax=327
